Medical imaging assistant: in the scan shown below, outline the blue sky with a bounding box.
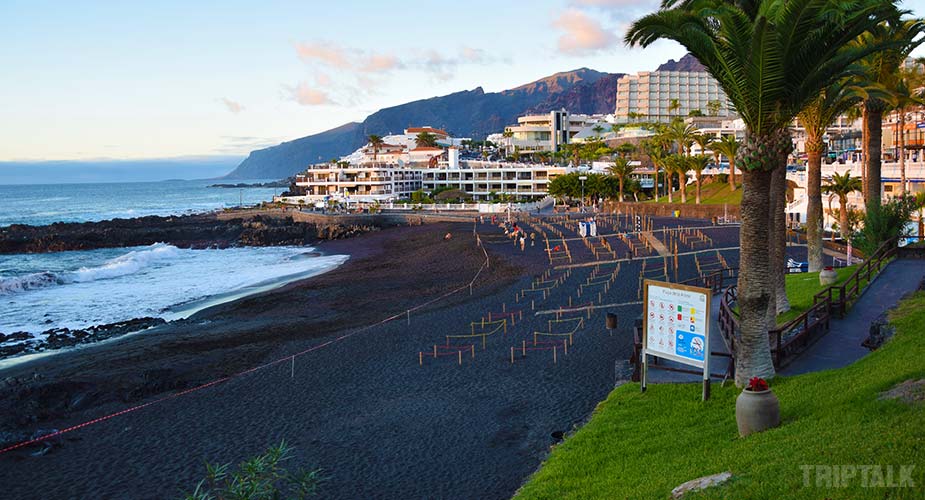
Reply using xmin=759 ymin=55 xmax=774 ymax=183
xmin=1 ymin=0 xmax=923 ymax=161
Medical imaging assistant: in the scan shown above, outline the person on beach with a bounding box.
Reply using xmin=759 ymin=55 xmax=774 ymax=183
xmin=530 ymin=232 xmax=536 ymax=247
xmin=444 ymin=232 xmax=452 ymax=240
xmin=520 ymin=235 xmax=526 ymax=252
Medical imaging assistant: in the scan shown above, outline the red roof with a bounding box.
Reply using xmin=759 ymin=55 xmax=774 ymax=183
xmin=407 ymin=127 xmax=449 ymax=136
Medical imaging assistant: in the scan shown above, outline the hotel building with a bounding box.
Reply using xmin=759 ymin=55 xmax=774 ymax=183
xmin=615 ymin=70 xmax=734 ymax=124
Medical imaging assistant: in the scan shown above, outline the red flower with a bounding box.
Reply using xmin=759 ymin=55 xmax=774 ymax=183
xmin=747 ymin=377 xmax=769 ymax=391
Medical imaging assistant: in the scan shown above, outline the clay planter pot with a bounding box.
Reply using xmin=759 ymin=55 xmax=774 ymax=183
xmin=736 ymin=388 xmax=780 ymax=437
xmin=819 ymin=267 xmax=838 ymax=286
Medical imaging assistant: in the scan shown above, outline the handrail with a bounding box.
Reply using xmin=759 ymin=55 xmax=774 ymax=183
xmin=719 ymin=236 xmax=899 ymax=371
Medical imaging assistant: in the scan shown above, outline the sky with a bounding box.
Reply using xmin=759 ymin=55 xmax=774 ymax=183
xmin=1 ymin=0 xmax=923 ymax=162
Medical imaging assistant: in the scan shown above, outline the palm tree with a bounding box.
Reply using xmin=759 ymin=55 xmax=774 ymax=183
xmin=615 ymin=142 xmax=637 ymax=159
xmin=855 ymin=16 xmax=925 ymax=208
xmin=892 ymin=74 xmax=924 ymax=196
xmin=688 ymin=155 xmax=711 ymax=204
xmin=712 ymin=135 xmax=739 ymax=191
xmin=665 ymin=119 xmax=697 ymax=156
xmin=662 ymin=154 xmax=687 ymax=203
xmin=668 ymin=99 xmax=681 ymax=118
xmin=367 ymin=134 xmax=384 ymax=163
xmin=692 ymin=133 xmax=714 ymax=159
xmin=416 ymin=131 xmax=439 ymax=148
xmin=608 ymin=157 xmax=637 ymax=202
xmin=823 ymin=171 xmax=863 ymax=240
xmin=798 ymin=79 xmax=882 ymax=272
xmin=627 ymin=0 xmax=898 ymax=385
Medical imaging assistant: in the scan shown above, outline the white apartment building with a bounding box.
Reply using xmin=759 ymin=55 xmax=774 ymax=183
xmin=293 ymin=165 xmax=423 ymax=203
xmin=499 ymin=111 xmax=611 ymax=154
xmin=421 ymin=160 xmax=567 ymax=200
xmin=615 ymin=70 xmax=734 ymax=123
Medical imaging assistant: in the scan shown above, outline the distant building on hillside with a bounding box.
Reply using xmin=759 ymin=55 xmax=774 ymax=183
xmin=498 ymin=111 xmax=611 ymax=154
xmin=615 ymin=69 xmax=734 ymax=124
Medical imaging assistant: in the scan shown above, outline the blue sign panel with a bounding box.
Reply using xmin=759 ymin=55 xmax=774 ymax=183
xmin=675 ymin=330 xmax=706 ymax=362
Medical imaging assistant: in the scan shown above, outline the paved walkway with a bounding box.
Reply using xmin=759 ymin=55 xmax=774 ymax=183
xmin=646 ymin=258 xmax=925 ymax=383
xmin=781 ymin=258 xmax=925 ymax=375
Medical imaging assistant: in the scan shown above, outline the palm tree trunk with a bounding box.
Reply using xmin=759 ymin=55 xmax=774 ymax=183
xmin=899 ymin=111 xmax=906 ymax=196
xmin=619 ymin=177 xmax=625 ymax=203
xmin=840 ymin=195 xmax=850 ymax=241
xmin=695 ymin=173 xmax=702 ymax=204
xmin=667 ymin=172 xmax=674 ymax=203
xmin=806 ymin=144 xmax=825 ymax=272
xmin=770 ymin=165 xmax=790 ymax=314
xmin=679 ymin=172 xmax=687 ymax=203
xmin=865 ymin=105 xmax=883 ymax=208
xmin=736 ymin=167 xmax=777 ymax=386
xmin=729 ymin=157 xmax=737 ymax=191
xmin=861 ymin=106 xmax=868 ymax=197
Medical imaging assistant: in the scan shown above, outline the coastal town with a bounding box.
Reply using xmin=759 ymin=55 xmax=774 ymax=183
xmin=2 ymin=2 xmax=925 ymax=500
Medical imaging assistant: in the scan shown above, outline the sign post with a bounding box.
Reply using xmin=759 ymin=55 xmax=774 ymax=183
xmin=642 ymin=280 xmax=712 ymax=400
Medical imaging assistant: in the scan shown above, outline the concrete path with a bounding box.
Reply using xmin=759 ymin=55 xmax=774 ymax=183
xmin=781 ymin=258 xmax=925 ymax=375
xmin=640 ymin=231 xmax=671 ymax=257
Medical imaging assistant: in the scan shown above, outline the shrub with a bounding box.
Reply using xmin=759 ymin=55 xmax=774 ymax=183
xmin=852 ymin=197 xmax=916 ymax=255
xmin=181 ymin=441 xmax=323 ymax=500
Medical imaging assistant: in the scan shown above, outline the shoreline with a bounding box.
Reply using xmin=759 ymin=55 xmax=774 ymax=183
xmin=0 ymin=249 xmax=351 ymax=370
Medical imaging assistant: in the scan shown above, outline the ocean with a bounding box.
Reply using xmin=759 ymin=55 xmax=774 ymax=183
xmin=0 ymin=180 xmax=349 ymax=363
xmin=0 ymin=179 xmax=283 ymax=227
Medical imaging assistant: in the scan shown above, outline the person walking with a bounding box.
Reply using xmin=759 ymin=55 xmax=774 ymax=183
xmin=530 ymin=232 xmax=536 ymax=247
xmin=520 ymin=235 xmax=526 ymax=252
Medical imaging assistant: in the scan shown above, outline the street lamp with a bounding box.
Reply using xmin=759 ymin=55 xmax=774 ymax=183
xmin=579 ymin=175 xmax=588 ymax=212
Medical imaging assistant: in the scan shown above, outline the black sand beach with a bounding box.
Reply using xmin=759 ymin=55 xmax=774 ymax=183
xmin=0 ymin=215 xmax=808 ymax=499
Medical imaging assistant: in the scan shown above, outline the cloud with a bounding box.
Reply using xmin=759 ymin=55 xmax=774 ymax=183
xmin=285 ymin=83 xmax=335 ymax=106
xmin=359 ymin=53 xmax=404 ymax=73
xmin=553 ymin=9 xmax=619 ymax=54
xmin=294 ymin=41 xmax=352 ymax=69
xmin=314 ymin=72 xmax=333 ymax=87
xmin=221 ymin=98 xmax=244 ymax=114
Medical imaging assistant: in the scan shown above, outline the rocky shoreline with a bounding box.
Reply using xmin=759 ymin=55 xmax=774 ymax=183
xmin=0 ymin=212 xmax=381 ymax=254
xmin=0 ymin=317 xmax=167 ymax=359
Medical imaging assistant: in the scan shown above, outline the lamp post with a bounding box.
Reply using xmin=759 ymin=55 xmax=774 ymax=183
xmin=579 ymin=175 xmax=587 ymax=212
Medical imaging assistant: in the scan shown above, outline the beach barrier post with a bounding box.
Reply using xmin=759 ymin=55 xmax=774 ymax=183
xmin=407 ymin=310 xmax=410 ymax=325
xmin=291 ymin=356 xmax=295 ymax=379
xmin=522 ymin=340 xmax=526 ymax=357
xmin=458 ymin=350 xmax=462 ymax=365
xmin=433 ymin=345 xmax=437 ymax=358
xmin=471 ymin=344 xmax=475 ymax=359
xmin=510 ymin=347 xmax=514 ymax=364
xmin=419 ymin=352 xmax=423 ymax=366
xmin=553 ymin=345 xmax=557 ymax=364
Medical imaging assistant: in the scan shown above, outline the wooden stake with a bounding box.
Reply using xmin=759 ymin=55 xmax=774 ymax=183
xmin=419 ymin=352 xmax=423 ymax=366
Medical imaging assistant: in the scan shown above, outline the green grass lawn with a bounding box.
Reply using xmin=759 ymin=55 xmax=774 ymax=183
xmin=775 ymin=265 xmax=860 ymax=325
xmin=651 ymin=182 xmax=742 ymax=205
xmin=515 ymin=293 xmax=925 ymax=499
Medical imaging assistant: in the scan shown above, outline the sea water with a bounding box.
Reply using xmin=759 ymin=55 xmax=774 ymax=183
xmin=0 ymin=180 xmax=349 ymax=362
xmin=0 ymin=179 xmax=282 ymax=227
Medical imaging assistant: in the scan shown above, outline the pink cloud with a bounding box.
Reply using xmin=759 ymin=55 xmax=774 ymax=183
xmin=359 ymin=53 xmax=403 ymax=73
xmin=221 ymin=98 xmax=244 ymax=114
xmin=553 ymin=9 xmax=618 ymax=54
xmin=286 ymin=83 xmax=335 ymax=106
xmin=294 ymin=41 xmax=352 ymax=69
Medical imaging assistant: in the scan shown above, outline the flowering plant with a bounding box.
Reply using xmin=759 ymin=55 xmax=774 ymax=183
xmin=746 ymin=377 xmax=769 ymax=392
